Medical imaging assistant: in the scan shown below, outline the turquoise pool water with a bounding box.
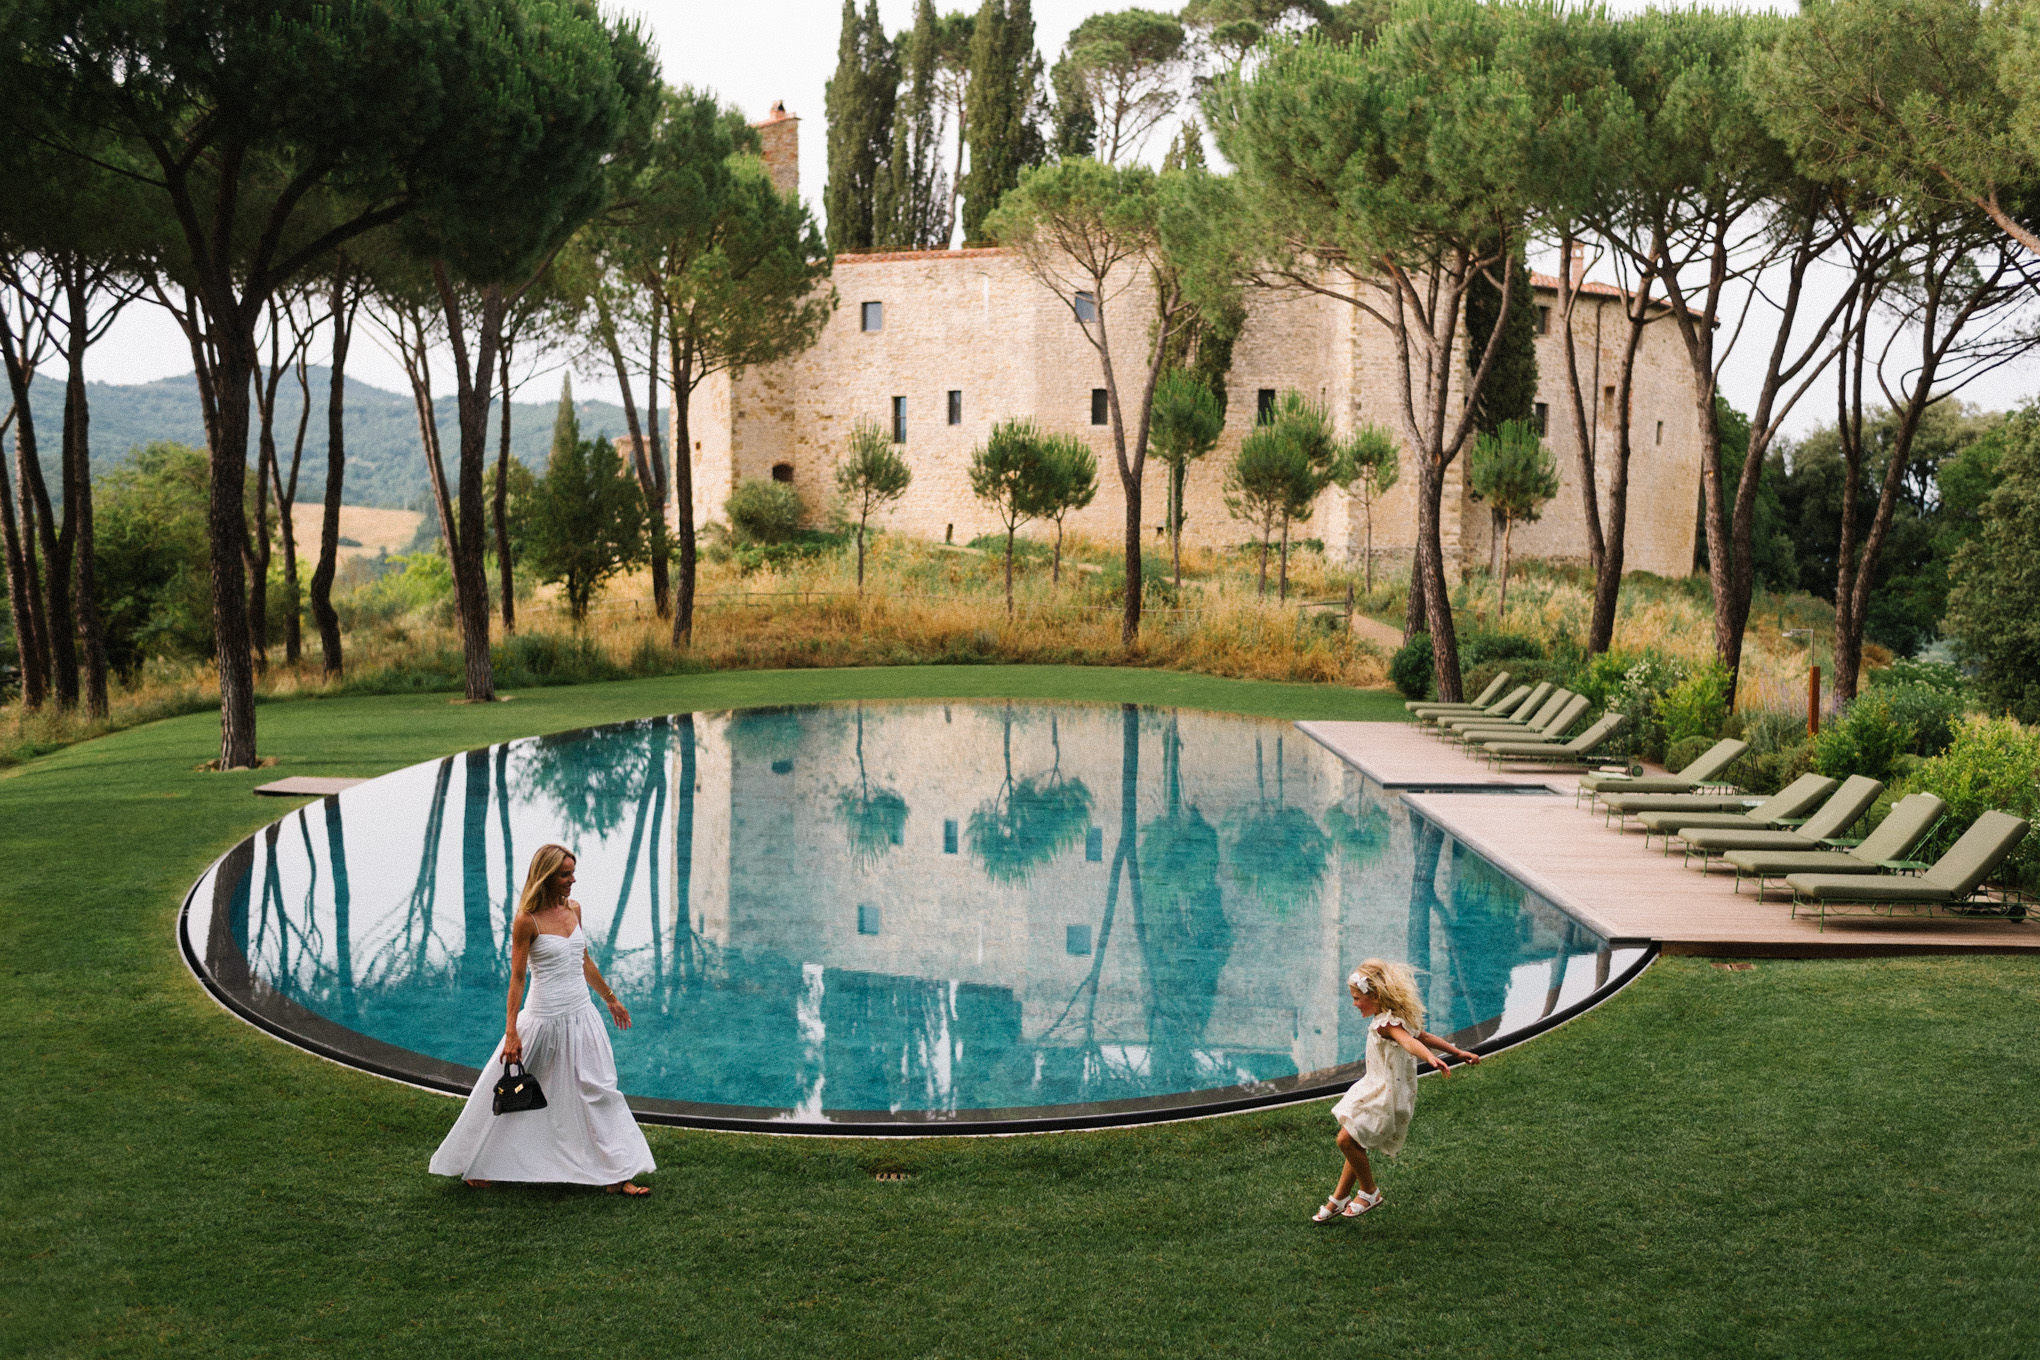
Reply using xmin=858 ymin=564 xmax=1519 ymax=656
xmin=184 ymin=702 xmax=1638 ymax=1130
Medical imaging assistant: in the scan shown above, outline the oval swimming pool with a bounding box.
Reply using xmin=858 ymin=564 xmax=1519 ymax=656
xmin=181 ymin=702 xmax=1648 ymax=1133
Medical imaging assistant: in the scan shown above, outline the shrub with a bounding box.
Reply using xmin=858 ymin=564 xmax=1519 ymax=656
xmin=1898 ymin=715 xmax=2040 ymax=892
xmin=492 ymin=631 xmax=627 ymax=687
xmin=1740 ymin=706 xmax=1811 ymax=756
xmin=1461 ymin=631 xmax=1544 ymax=668
xmin=1659 ymin=660 xmax=1733 ymax=747
xmin=1389 ymin=632 xmax=1433 ymax=700
xmin=726 ymin=479 xmax=806 ymax=545
xmin=1605 ymin=651 xmax=1689 ymax=761
xmin=1745 ymin=741 xmax=1815 ymax=795
xmin=1812 ymin=690 xmax=1917 ymax=782
xmin=1664 ymin=735 xmax=1714 ymax=775
xmin=1869 ymin=658 xmax=1973 ymax=698
xmin=1877 ymin=684 xmax=1968 ymax=757
xmin=1462 ymin=657 xmax=1578 ymax=705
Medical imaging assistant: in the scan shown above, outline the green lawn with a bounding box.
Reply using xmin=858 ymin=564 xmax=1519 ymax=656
xmin=4 ymin=666 xmax=2036 ymax=1358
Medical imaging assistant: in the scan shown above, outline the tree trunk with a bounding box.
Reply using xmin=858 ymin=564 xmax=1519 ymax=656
xmin=272 ymin=351 xmax=311 ymax=666
xmin=1054 ymin=520 xmax=1064 ymax=585
xmin=1004 ymin=524 xmax=1015 ymax=616
xmin=1362 ymin=501 xmax=1374 ymax=596
xmin=856 ymin=517 xmax=867 ymax=590
xmin=247 ymin=356 xmax=280 ymax=675
xmin=208 ymin=347 xmax=261 ymax=768
xmin=310 ymin=274 xmax=353 ymax=678
xmin=494 ymin=343 xmax=516 ymax=634
xmin=1557 ymin=230 xmax=1607 ymax=587
xmin=598 ymin=290 xmax=667 ymax=619
xmin=19 ymin=367 xmax=76 ymax=711
xmin=1499 ymin=515 xmax=1514 ymax=617
xmin=667 ymin=333 xmax=698 ymax=647
xmin=1257 ymin=528 xmax=1269 ymax=595
xmin=61 ymin=274 xmax=108 ymax=716
xmin=0 ymin=417 xmax=43 ymax=709
xmin=1587 ymin=291 xmax=1651 ymax=655
xmin=429 ymin=265 xmax=500 ymax=703
xmin=644 ymin=304 xmax=669 ymax=620
xmin=1278 ymin=516 xmax=1290 ymax=602
xmin=1169 ymin=461 xmax=1183 ymax=590
xmin=1413 ymin=454 xmax=1462 ymax=702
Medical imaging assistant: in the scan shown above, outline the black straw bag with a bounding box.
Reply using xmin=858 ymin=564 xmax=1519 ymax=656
xmin=492 ymin=1058 xmax=547 ymax=1115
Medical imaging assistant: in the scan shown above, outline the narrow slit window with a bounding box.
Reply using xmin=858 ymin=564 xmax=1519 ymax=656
xmin=1091 ymin=388 xmax=1109 ymax=426
xmin=1066 ymin=924 xmax=1093 ymax=956
xmin=1085 ymin=826 xmax=1103 ymax=861
xmin=1655 ymin=420 xmax=1664 ymax=446
xmin=943 ymin=819 xmax=958 ymax=854
xmin=1257 ymin=389 xmax=1277 ymax=424
xmin=1075 ymin=291 xmax=1098 ymax=323
xmin=892 ymin=396 xmax=907 ymax=443
xmin=1533 ymin=401 xmax=1550 ymax=436
xmin=1534 ymin=305 xmax=1550 ymax=335
xmin=861 ymin=301 xmax=883 ymax=332
xmin=857 ymin=904 xmax=881 ymax=936
xmin=947 ymin=390 xmax=962 ymax=425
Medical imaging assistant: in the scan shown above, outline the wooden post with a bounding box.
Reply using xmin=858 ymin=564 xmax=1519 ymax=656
xmin=1808 ymin=664 xmax=1821 ymax=737
xmin=1345 ymin=581 xmax=1355 ymax=626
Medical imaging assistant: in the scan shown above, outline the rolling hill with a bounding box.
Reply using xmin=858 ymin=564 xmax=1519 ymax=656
xmin=21 ymin=368 xmax=633 ymax=510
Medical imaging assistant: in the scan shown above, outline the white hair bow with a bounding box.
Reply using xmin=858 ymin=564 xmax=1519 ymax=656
xmin=1347 ymin=969 xmax=1372 ymax=995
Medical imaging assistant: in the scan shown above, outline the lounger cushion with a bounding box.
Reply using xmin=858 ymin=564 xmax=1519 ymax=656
xmin=1722 ymin=850 xmax=1884 ymax=876
xmin=1784 ymin=873 xmax=1955 ymax=903
xmin=1601 ymin=793 xmax=1765 ymax=814
xmin=1636 ymin=810 xmax=1766 ymax=834
xmin=1681 ymin=828 xmax=1820 ymax=852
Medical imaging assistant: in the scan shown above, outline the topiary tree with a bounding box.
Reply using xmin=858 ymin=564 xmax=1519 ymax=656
xmin=835 ymin=419 xmax=912 ymax=591
xmin=1467 ymin=419 xmax=1559 ymax=618
xmin=969 ymin=418 xmax=1051 ymax=616
xmin=1337 ymin=424 xmax=1400 ymax=595
xmin=1035 ymin=434 xmax=1100 ymax=585
xmin=1225 ymin=391 xmax=1332 ymax=600
xmin=510 ymin=380 xmax=648 ymax=622
xmin=1149 ymin=368 xmax=1226 ymax=589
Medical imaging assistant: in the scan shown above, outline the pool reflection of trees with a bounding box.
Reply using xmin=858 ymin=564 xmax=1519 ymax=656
xmin=220 ymin=705 xmax=1602 ymax=1115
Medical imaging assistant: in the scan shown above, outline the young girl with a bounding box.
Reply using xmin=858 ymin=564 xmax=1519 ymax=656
xmin=1313 ymin=958 xmax=1480 ymax=1222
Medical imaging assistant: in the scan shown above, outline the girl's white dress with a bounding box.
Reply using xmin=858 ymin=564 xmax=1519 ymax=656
xmin=430 ymin=925 xmax=656 ymax=1185
xmin=1331 ymin=1011 xmax=1419 ymax=1156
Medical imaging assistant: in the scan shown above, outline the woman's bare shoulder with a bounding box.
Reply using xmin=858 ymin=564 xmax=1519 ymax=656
xmin=510 ymin=912 xmax=539 ymax=940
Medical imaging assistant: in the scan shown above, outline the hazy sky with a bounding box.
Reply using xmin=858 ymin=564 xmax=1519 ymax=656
xmin=85 ymin=0 xmax=2038 ymax=430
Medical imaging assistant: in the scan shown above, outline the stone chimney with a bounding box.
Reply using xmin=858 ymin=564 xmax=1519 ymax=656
xmin=1568 ymin=242 xmax=1586 ymax=293
xmin=755 ymin=101 xmax=798 ymax=200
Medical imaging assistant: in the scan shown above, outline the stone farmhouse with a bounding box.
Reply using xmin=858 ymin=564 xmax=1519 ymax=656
xmin=680 ymin=107 xmax=1703 ymax=581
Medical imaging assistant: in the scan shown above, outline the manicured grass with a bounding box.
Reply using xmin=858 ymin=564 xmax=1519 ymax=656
xmin=5 ymin=666 xmax=2037 ymax=1358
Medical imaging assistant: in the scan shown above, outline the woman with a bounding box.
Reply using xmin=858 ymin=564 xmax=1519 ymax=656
xmin=430 ymin=844 xmax=655 ymax=1195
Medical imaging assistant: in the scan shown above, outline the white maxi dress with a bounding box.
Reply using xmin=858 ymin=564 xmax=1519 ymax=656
xmin=430 ymin=925 xmax=656 ymax=1185
xmin=1330 ymin=1011 xmax=1419 ymax=1156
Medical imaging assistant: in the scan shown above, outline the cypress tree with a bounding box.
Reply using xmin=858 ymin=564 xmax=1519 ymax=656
xmin=962 ymin=0 xmax=1046 ymax=242
xmin=824 ymin=0 xmax=898 ymax=253
xmin=876 ymin=0 xmax=947 ymax=249
xmin=1464 ymin=243 xmax=1538 ymax=435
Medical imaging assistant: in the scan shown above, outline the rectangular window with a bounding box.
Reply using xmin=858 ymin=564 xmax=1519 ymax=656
xmin=1534 ymin=305 xmax=1550 ymax=335
xmin=1075 ymin=291 xmax=1098 ymax=323
xmin=1257 ymin=388 xmax=1277 ymax=424
xmin=947 ymin=390 xmax=962 ymax=426
xmin=1085 ymin=826 xmax=1103 ymax=862
xmin=861 ymin=300 xmax=883 ymax=332
xmin=1091 ymin=388 xmax=1109 ymax=426
xmin=1066 ymin=924 xmax=1093 ymax=956
xmin=1655 ymin=420 xmax=1664 ymax=446
xmin=943 ymin=819 xmax=958 ymax=854
xmin=892 ymin=396 xmax=907 ymax=443
xmin=857 ymin=904 xmax=881 ymax=936
xmin=1533 ymin=401 xmax=1549 ymax=436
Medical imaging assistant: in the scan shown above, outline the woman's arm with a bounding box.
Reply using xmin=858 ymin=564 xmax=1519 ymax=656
xmin=576 ymin=905 xmax=632 ymax=1030
xmin=1381 ymin=1023 xmax=1451 ymax=1076
xmin=504 ymin=916 xmax=534 ymax=1060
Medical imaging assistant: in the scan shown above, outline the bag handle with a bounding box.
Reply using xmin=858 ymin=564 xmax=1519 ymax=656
xmin=502 ymin=1057 xmax=525 ymax=1077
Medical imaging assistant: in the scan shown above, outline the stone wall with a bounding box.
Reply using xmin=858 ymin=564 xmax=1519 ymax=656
xmin=676 ymin=250 xmax=1700 ymax=580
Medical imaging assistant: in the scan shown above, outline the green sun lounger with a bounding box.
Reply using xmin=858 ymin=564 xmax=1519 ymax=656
xmin=1599 ymin=773 xmax=1832 ymax=831
xmin=1629 ymin=773 xmax=1838 ymax=846
xmin=1723 ymin=792 xmax=1946 ymax=900
xmin=1786 ymin=810 xmax=2033 ymax=929
xmin=1452 ymin=691 xmax=1581 ymax=744
xmin=1407 ymin=672 xmax=1511 ymax=715
xmin=1484 ymin=711 xmax=1629 ymax=766
xmin=1413 ymin=682 xmax=1529 ymax=727
xmin=1442 ymin=685 xmax=1562 ymax=737
xmin=1675 ymin=775 xmax=1884 ymax=869
xmin=1430 ymin=681 xmax=1552 ymax=736
xmin=1575 ymin=738 xmax=1749 ymax=808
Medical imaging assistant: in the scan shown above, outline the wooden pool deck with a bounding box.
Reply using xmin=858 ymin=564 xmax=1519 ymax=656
xmin=1297 ymin=721 xmax=2040 ymax=958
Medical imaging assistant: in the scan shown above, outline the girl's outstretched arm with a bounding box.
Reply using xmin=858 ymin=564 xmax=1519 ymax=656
xmin=1380 ymin=1022 xmax=1452 ymax=1076
xmin=1416 ymin=1030 xmax=1481 ymax=1065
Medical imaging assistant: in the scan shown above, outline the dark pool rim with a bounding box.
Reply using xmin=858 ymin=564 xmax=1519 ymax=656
xmin=177 ymin=836 xmax=1658 ymax=1139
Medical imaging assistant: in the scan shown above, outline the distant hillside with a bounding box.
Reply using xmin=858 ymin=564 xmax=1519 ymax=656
xmin=22 ymin=368 xmax=634 ymax=510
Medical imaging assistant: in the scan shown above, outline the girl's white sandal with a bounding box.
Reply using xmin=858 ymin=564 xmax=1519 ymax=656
xmin=1312 ymin=1195 xmax=1353 ymax=1223
xmin=1342 ymin=1188 xmax=1383 ymax=1216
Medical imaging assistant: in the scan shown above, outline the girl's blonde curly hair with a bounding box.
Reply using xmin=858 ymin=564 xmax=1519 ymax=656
xmin=1349 ymin=958 xmax=1425 ymax=1032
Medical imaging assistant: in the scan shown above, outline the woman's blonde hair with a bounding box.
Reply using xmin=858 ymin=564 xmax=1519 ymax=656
xmin=1350 ymin=959 xmax=1425 ymax=1031
xmin=517 ymin=843 xmax=577 ymax=915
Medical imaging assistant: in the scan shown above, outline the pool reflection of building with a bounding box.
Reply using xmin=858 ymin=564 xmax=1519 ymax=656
xmin=664 ymin=703 xmax=1598 ymax=1117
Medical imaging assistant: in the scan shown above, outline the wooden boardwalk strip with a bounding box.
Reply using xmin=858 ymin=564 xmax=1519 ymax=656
xmin=1303 ymin=721 xmax=2040 ymax=957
